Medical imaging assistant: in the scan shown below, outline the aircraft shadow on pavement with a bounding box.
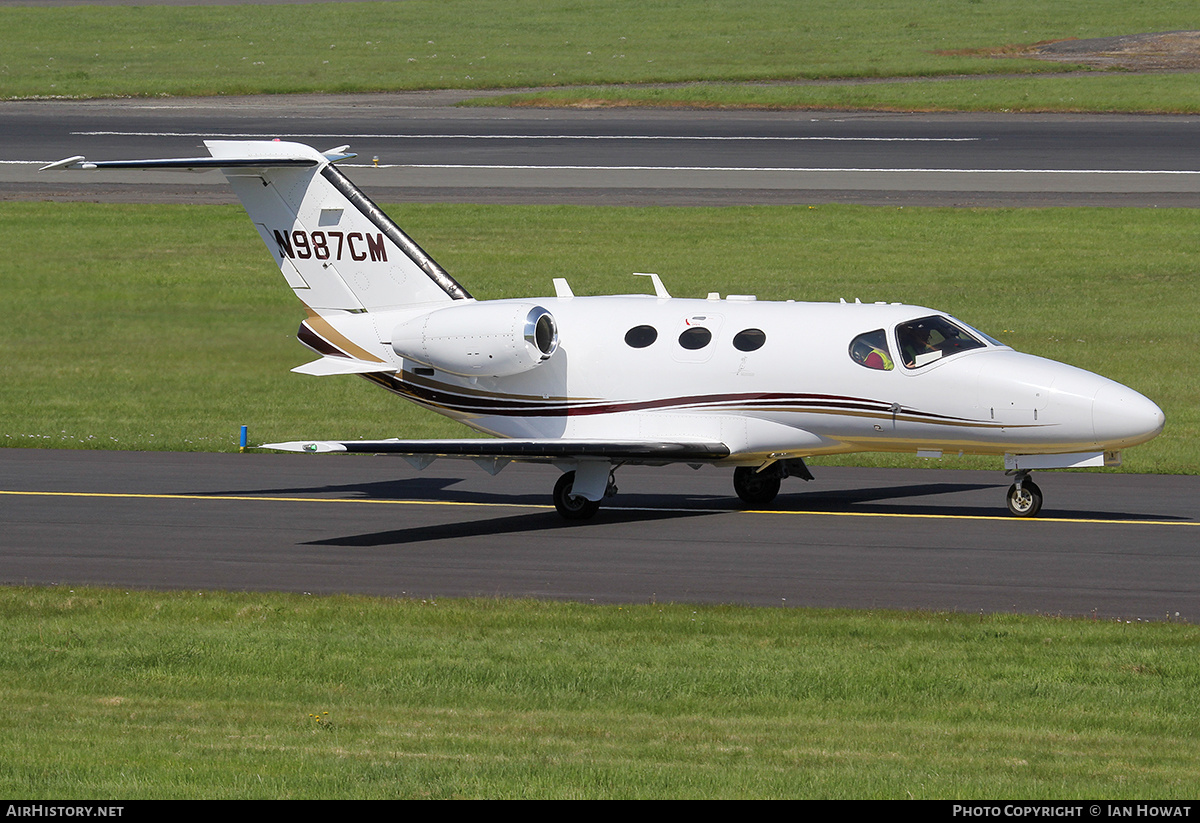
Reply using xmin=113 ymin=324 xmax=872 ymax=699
xmin=197 ymin=476 xmax=547 ymax=506
xmin=198 ymin=477 xmax=998 ymax=510
xmin=197 ymin=477 xmax=1185 ymax=542
xmin=779 ymin=481 xmax=1003 ymax=517
xmin=306 ymin=506 xmax=719 ymax=547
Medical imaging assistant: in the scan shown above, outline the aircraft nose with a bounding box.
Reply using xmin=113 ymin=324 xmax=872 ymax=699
xmin=1092 ymin=382 xmax=1165 ymax=448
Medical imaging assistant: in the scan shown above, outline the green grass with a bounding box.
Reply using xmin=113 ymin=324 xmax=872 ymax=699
xmin=1 ymin=0 xmax=1199 ymax=112
xmin=3 ymin=200 xmax=1196 ymax=471
xmin=2 ymin=586 xmax=1198 ymax=799
xmin=484 ymin=73 xmax=1200 ymax=114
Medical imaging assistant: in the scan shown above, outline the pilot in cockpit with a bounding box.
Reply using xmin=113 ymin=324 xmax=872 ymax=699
xmin=900 ymin=323 xmax=937 ymax=368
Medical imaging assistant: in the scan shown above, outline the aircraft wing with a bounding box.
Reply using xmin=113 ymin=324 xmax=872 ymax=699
xmin=261 ymin=437 xmax=730 ymax=462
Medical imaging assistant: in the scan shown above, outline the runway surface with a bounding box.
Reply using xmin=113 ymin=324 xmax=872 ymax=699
xmin=3 ymin=448 xmax=1198 ymax=621
xmin=2 ymin=97 xmax=1197 ymax=617
xmin=3 ymin=95 xmax=1200 ymax=206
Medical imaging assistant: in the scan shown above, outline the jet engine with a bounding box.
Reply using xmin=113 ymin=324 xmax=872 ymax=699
xmin=390 ymin=302 xmax=559 ymax=378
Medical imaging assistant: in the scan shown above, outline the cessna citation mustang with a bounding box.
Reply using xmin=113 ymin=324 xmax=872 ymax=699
xmin=44 ymin=140 xmax=1165 ymax=520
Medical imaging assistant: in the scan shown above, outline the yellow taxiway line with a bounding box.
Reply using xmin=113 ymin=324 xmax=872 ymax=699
xmin=2 ymin=489 xmax=1196 ymax=527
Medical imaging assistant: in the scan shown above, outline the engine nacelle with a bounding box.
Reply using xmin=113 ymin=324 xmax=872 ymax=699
xmin=390 ymin=302 xmax=559 ymax=378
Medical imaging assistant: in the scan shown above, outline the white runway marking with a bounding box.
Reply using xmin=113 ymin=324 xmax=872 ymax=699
xmin=21 ymin=156 xmax=1199 ymax=176
xmin=71 ymin=130 xmax=981 ymax=143
xmin=369 ymin=163 xmax=1200 ymax=175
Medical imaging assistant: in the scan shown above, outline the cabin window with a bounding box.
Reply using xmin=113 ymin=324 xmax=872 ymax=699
xmin=896 ymin=315 xmax=986 ymax=369
xmin=678 ymin=326 xmax=712 ymax=350
xmin=732 ymin=328 xmax=766 ymax=352
xmin=849 ymin=329 xmax=894 ymax=371
xmin=624 ymin=325 xmax=658 ymax=348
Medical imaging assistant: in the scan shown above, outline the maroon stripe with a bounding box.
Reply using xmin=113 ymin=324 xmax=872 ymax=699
xmin=366 ymin=375 xmax=1007 ymax=427
xmin=296 ymin=321 xmax=349 ymax=358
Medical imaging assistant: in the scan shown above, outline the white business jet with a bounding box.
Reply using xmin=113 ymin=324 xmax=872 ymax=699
xmin=44 ymin=140 xmax=1165 ymax=519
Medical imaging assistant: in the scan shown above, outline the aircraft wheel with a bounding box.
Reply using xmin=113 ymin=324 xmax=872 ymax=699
xmin=1006 ymin=479 xmax=1043 ymax=517
xmin=733 ymin=466 xmax=781 ymax=507
xmin=553 ymin=471 xmax=601 ymax=520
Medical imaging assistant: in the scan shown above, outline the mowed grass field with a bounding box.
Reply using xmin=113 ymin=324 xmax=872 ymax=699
xmin=0 ymin=0 xmax=1198 ymax=112
xmin=4 ymin=200 xmax=1196 ymax=472
xmin=3 ymin=586 xmax=1199 ymax=799
xmin=485 ymin=73 xmax=1200 ymax=114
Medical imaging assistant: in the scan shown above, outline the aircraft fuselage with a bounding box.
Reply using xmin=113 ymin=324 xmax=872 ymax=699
xmin=331 ymin=294 xmax=1164 ymax=466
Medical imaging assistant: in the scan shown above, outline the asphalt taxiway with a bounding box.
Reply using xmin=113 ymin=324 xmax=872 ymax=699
xmin=3 ymin=449 xmax=1197 ymax=620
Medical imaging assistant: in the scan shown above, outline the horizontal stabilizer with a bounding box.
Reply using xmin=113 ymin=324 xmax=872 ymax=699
xmin=39 ymin=141 xmax=354 ymax=173
xmin=41 ymin=156 xmax=320 ymax=172
xmin=260 ymin=438 xmax=731 ymax=462
xmin=291 ymin=357 xmax=396 ymax=376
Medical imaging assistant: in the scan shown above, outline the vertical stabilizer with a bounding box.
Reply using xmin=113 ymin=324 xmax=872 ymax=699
xmin=42 ymin=140 xmax=470 ymax=314
xmin=205 ymin=141 xmax=470 ymax=313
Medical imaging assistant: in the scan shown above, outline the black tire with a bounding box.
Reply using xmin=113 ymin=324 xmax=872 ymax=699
xmin=733 ymin=466 xmax=781 ymax=507
xmin=553 ymin=471 xmax=601 ymax=520
xmin=1006 ymin=479 xmax=1043 ymax=517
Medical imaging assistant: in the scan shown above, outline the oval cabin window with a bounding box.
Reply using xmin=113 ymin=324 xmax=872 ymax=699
xmin=732 ymin=328 xmax=766 ymax=352
xmin=624 ymin=325 xmax=658 ymax=348
xmin=678 ymin=326 xmax=713 ymax=350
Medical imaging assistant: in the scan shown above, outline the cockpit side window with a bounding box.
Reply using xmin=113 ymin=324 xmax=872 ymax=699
xmin=896 ymin=315 xmax=986 ymax=369
xmin=849 ymin=329 xmax=894 ymax=371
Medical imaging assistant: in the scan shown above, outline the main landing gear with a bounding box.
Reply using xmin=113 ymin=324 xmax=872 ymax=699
xmin=733 ymin=466 xmax=781 ymax=506
xmin=1005 ymin=470 xmax=1043 ymax=518
xmin=552 ymin=459 xmax=813 ymax=520
xmin=552 ymin=469 xmax=617 ymax=521
xmin=733 ymin=458 xmax=814 ymax=508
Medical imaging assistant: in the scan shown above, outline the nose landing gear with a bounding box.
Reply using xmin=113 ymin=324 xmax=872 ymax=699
xmin=1006 ymin=470 xmax=1043 ymax=517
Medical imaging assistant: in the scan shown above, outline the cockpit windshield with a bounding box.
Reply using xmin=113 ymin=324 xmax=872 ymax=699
xmin=896 ymin=315 xmax=987 ymax=369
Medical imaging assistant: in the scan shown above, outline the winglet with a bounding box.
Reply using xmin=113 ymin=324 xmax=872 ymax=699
xmin=321 ymin=145 xmax=357 ymax=163
xmin=40 ymin=156 xmax=89 ymax=172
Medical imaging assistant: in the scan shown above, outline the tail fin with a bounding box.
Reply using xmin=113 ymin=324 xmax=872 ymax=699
xmin=208 ymin=141 xmax=470 ymax=312
xmin=44 ymin=140 xmax=471 ymax=313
